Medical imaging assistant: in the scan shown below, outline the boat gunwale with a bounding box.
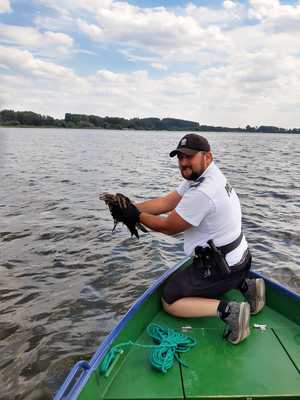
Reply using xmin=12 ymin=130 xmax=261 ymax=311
xmin=89 ymin=256 xmax=191 ymax=368
xmin=54 ymin=260 xmax=300 ymax=400
xmin=250 ymin=270 xmax=300 ymax=302
xmin=53 ymin=256 xmax=190 ymax=400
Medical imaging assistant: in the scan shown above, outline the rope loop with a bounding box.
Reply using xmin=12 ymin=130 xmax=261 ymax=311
xmin=99 ymin=323 xmax=197 ymax=374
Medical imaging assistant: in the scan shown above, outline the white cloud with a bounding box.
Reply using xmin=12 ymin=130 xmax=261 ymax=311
xmin=0 ymin=24 xmax=74 ymax=56
xmin=249 ymin=0 xmax=300 ymax=32
xmin=95 ymin=69 xmax=128 ymax=84
xmin=151 ymin=63 xmax=168 ymax=71
xmin=1 ymin=43 xmax=300 ymax=128
xmin=32 ymin=1 xmax=241 ymax=66
xmin=0 ymin=45 xmax=80 ymax=83
xmin=0 ymin=0 xmax=11 ymax=13
xmin=34 ymin=14 xmax=75 ymax=31
xmin=187 ymin=1 xmax=246 ymax=27
xmin=1 ymin=0 xmax=300 ymax=128
xmin=249 ymin=0 xmax=281 ymax=19
xmin=77 ymin=20 xmax=103 ymax=39
xmin=223 ymin=1 xmax=237 ymax=10
xmin=76 ymin=2 xmax=232 ymax=68
xmin=118 ymin=49 xmax=157 ymax=64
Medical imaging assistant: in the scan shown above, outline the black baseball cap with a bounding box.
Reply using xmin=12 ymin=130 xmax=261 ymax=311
xmin=169 ymin=134 xmax=211 ymax=157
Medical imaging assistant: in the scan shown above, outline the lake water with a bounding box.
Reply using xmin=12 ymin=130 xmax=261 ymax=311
xmin=0 ymin=128 xmax=299 ymax=399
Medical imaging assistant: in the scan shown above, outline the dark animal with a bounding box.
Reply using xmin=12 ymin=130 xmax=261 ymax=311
xmin=99 ymin=193 xmax=147 ymax=238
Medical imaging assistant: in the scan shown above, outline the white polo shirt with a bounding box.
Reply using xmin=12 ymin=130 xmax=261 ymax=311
xmin=175 ymin=161 xmax=248 ymax=266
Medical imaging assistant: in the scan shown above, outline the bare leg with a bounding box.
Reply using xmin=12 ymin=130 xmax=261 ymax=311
xmin=162 ymin=297 xmax=220 ymax=318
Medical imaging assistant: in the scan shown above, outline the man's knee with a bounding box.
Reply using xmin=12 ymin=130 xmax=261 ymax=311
xmin=162 ymin=279 xmax=180 ymax=305
xmin=161 ymin=297 xmax=171 ymax=311
xmin=161 ymin=297 xmax=178 ymax=316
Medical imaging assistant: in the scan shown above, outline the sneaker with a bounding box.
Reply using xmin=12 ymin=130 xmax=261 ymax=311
xmin=223 ymin=302 xmax=250 ymax=344
xmin=243 ymin=278 xmax=265 ymax=315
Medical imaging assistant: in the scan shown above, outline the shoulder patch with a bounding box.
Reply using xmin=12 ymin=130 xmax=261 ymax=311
xmin=190 ymin=176 xmax=205 ymax=189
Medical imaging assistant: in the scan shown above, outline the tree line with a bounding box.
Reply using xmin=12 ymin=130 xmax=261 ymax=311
xmin=0 ymin=109 xmax=299 ymax=133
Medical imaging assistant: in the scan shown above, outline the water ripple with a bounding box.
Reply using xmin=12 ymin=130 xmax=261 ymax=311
xmin=0 ymin=128 xmax=299 ymax=399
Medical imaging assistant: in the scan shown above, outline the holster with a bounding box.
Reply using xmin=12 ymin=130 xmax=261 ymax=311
xmin=193 ymin=232 xmax=244 ymax=278
xmin=207 ymin=240 xmax=231 ymax=276
xmin=193 ymin=246 xmax=216 ymax=278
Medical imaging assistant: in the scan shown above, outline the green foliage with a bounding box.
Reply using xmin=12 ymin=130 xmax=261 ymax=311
xmin=2 ymin=120 xmax=20 ymax=126
xmin=1 ymin=109 xmax=16 ymax=122
xmin=0 ymin=109 xmax=57 ymax=127
xmin=160 ymin=118 xmax=200 ymax=131
xmin=0 ymin=109 xmax=299 ymax=133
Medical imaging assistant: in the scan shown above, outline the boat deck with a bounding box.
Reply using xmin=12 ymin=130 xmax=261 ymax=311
xmin=99 ymin=290 xmax=300 ymax=400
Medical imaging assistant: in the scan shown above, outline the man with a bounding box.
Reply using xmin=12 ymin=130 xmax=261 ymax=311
xmin=132 ymin=134 xmax=265 ymax=344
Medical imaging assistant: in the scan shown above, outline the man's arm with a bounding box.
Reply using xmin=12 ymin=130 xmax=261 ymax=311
xmin=139 ymin=209 xmax=192 ymax=235
xmin=136 ymin=191 xmax=182 ymax=215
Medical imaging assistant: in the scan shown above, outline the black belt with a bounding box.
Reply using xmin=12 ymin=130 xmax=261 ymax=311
xmin=217 ymin=232 xmax=244 ymax=256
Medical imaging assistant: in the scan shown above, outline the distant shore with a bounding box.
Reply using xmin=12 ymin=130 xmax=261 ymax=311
xmin=1 ymin=109 xmax=299 ymax=134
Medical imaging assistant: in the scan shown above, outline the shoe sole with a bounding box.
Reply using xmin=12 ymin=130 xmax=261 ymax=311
xmin=251 ymin=278 xmax=266 ymax=315
xmin=229 ymin=302 xmax=250 ymax=344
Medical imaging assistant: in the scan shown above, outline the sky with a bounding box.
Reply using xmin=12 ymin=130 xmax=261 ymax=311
xmin=0 ymin=0 xmax=300 ymax=128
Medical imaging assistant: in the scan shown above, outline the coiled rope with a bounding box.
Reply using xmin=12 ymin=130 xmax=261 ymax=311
xmin=99 ymin=323 xmax=197 ymax=374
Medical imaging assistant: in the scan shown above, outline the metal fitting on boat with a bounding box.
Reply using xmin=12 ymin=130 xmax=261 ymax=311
xmin=181 ymin=325 xmax=192 ymax=332
xmin=253 ymin=323 xmax=267 ymax=331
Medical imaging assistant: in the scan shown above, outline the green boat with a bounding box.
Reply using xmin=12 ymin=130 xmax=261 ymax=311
xmin=54 ymin=257 xmax=300 ymax=400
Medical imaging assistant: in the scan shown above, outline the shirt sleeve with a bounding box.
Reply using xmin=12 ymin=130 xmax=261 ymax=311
xmin=175 ymin=187 xmax=214 ymax=227
xmin=176 ymin=181 xmax=190 ymax=197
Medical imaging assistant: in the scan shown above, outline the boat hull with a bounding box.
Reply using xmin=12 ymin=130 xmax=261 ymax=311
xmin=54 ymin=257 xmax=300 ymax=400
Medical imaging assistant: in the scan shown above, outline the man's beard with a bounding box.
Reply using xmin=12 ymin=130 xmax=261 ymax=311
xmin=181 ymin=168 xmax=201 ymax=181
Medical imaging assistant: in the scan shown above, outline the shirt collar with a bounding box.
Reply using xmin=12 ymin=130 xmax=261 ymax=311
xmin=198 ymin=160 xmax=215 ymax=180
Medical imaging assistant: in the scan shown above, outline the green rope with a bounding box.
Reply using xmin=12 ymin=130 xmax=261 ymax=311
xmin=99 ymin=323 xmax=197 ymax=374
